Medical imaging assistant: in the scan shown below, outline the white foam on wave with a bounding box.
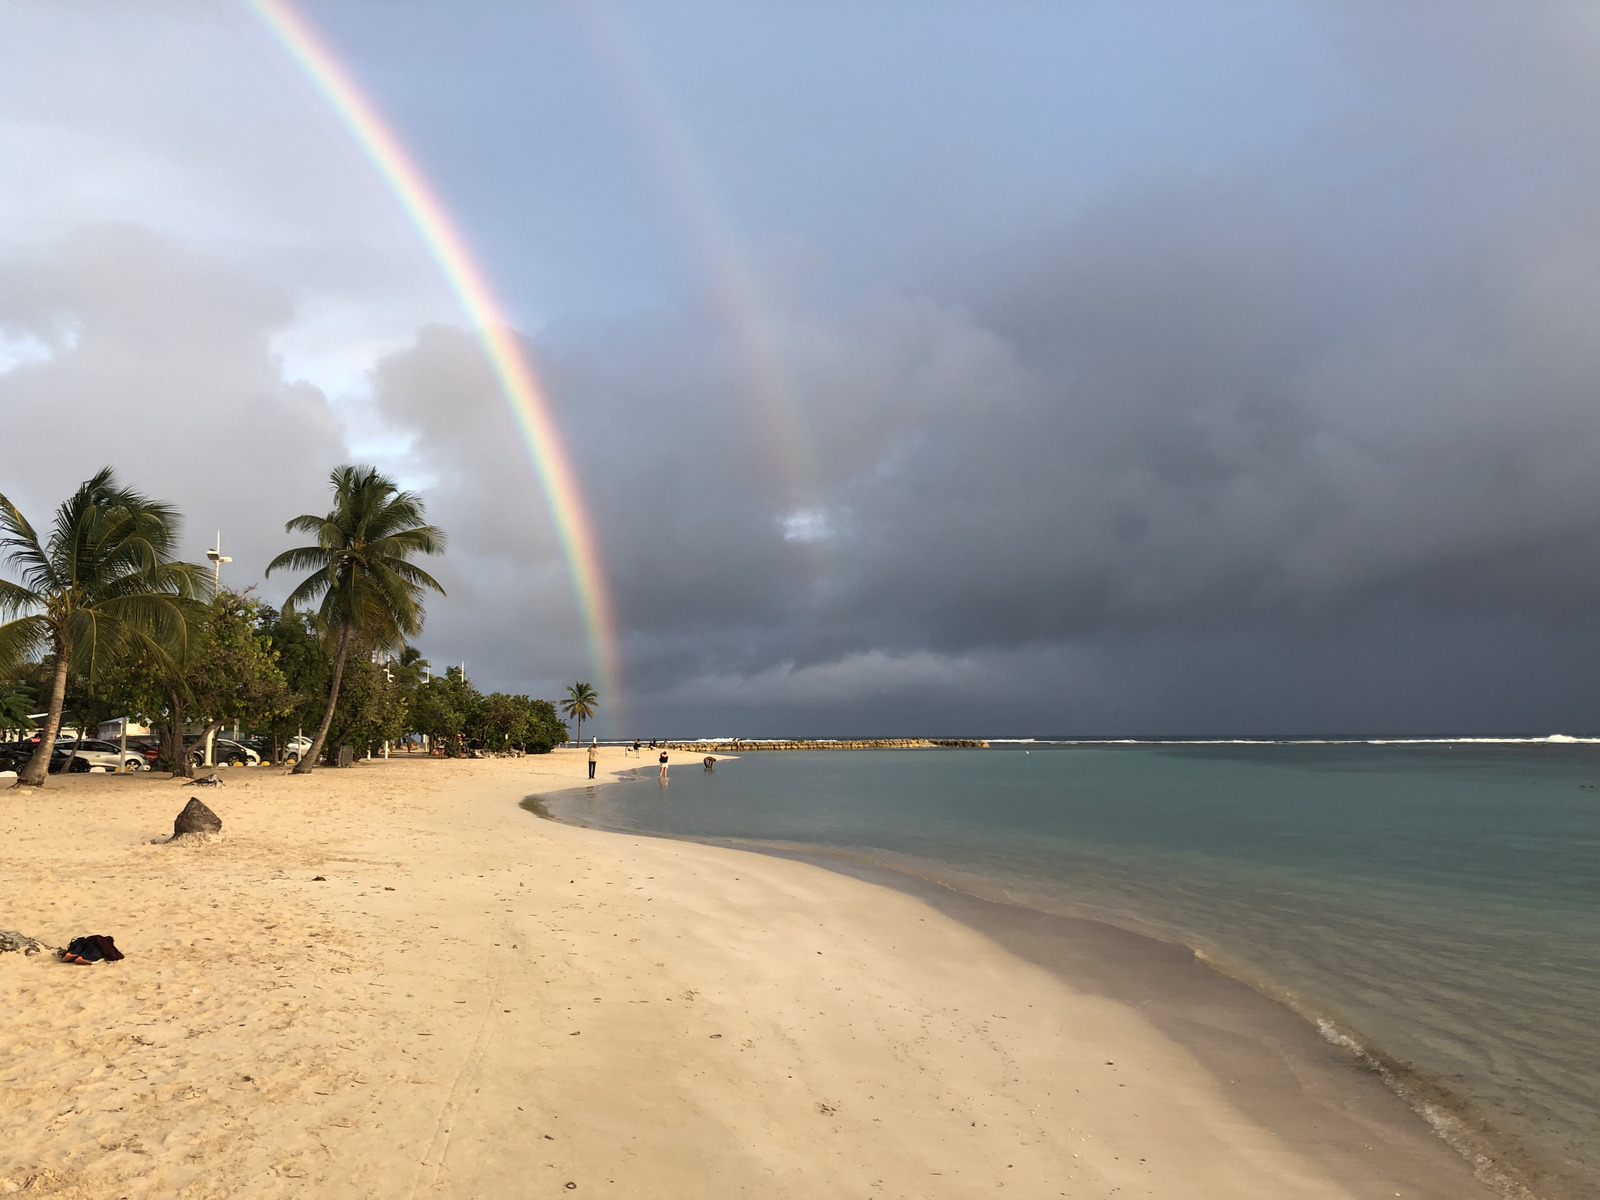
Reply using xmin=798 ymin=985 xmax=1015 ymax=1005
xmin=1031 ymin=734 xmax=1600 ymax=746
xmin=1362 ymin=734 xmax=1600 ymax=745
xmin=1317 ymin=1019 xmax=1363 ymax=1053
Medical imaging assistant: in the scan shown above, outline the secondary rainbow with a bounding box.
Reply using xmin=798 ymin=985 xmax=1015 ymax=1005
xmin=576 ymin=2 xmax=819 ymax=506
xmin=250 ymin=0 xmax=620 ymax=710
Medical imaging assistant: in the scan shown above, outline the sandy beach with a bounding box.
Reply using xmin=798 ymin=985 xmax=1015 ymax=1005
xmin=0 ymin=750 xmax=1499 ymax=1199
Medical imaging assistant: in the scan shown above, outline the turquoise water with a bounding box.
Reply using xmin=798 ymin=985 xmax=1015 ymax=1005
xmin=545 ymin=742 xmax=1600 ymax=1196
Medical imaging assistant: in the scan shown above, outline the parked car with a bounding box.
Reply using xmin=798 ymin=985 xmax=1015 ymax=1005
xmin=235 ymin=735 xmax=271 ymax=761
xmin=188 ymin=737 xmax=261 ymax=767
xmin=127 ymin=737 xmax=163 ymax=767
xmin=49 ymin=739 xmax=148 ymax=773
xmin=0 ymin=737 xmax=72 ymax=772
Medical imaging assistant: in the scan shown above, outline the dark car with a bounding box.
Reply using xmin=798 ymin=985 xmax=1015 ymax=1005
xmin=187 ymin=738 xmax=261 ymax=767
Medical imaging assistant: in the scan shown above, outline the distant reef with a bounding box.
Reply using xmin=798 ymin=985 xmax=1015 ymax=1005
xmin=664 ymin=738 xmax=988 ymax=751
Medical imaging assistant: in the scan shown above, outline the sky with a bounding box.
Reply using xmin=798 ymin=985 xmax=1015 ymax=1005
xmin=2 ymin=0 xmax=1598 ymax=737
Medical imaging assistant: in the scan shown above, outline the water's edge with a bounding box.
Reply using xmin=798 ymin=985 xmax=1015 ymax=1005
xmin=520 ymin=784 xmax=1542 ymax=1200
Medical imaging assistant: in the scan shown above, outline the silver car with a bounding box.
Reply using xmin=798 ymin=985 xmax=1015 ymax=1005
xmin=54 ymin=739 xmax=148 ymax=772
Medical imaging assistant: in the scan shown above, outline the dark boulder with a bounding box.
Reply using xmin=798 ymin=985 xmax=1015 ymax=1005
xmin=172 ymin=797 xmax=222 ymax=839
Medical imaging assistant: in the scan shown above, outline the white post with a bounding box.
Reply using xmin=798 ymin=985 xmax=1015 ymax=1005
xmin=119 ymin=717 xmax=128 ymax=774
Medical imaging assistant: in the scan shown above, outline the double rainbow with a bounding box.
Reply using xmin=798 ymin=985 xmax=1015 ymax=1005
xmin=250 ymin=0 xmax=619 ymax=712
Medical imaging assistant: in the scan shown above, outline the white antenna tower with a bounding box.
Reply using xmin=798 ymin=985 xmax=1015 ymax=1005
xmin=205 ymin=531 xmax=232 ymax=593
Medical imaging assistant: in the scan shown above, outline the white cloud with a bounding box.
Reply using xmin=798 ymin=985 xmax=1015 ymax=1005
xmin=0 ymin=328 xmax=58 ymax=374
xmin=780 ymin=507 xmax=830 ymax=543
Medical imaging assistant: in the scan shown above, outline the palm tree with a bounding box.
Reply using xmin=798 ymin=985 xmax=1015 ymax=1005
xmin=391 ymin=644 xmax=431 ymax=690
xmin=266 ymin=465 xmax=445 ymax=774
xmin=561 ymin=681 xmax=598 ymax=745
xmin=0 ymin=469 xmax=202 ymax=786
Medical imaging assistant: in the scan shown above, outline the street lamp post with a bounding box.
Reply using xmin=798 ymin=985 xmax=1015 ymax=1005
xmin=198 ymin=531 xmax=234 ymax=770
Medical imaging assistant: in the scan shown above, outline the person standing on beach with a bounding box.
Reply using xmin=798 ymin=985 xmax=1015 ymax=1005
xmin=587 ymin=738 xmax=599 ymax=780
xmin=658 ymin=749 xmax=669 ymax=780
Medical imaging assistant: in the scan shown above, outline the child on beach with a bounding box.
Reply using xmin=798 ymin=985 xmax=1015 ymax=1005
xmin=658 ymin=749 xmax=668 ymax=780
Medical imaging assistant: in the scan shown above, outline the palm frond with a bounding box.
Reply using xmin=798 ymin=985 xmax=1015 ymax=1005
xmin=282 ymin=566 xmax=335 ymax=612
xmin=0 ymin=578 xmax=41 ymax=620
xmin=265 ymin=545 xmax=331 ymax=577
xmin=0 ymin=615 xmax=50 ymax=673
xmin=282 ymin=513 xmax=338 ymax=539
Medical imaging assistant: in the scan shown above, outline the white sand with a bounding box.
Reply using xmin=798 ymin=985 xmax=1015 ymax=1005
xmin=0 ymin=751 xmax=1460 ymax=1197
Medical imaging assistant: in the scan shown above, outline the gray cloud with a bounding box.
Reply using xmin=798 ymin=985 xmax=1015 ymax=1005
xmin=0 ymin=224 xmax=349 ymax=590
xmin=358 ymin=3 xmax=1600 ymax=734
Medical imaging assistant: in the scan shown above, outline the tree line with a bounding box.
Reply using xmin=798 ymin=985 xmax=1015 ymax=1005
xmin=0 ymin=465 xmax=570 ymax=787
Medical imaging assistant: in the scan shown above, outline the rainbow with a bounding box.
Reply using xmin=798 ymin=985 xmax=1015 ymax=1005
xmin=249 ymin=0 xmax=620 ymax=714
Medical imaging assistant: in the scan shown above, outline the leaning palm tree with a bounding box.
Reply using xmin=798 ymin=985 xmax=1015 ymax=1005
xmin=0 ymin=469 xmax=203 ymax=786
xmin=561 ymin=681 xmax=598 ymax=745
xmin=266 ymin=465 xmax=445 ymax=774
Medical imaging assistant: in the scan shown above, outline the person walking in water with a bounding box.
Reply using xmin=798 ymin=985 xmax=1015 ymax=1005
xmin=658 ymin=748 xmax=669 ymax=780
xmin=587 ymin=738 xmax=599 ymax=780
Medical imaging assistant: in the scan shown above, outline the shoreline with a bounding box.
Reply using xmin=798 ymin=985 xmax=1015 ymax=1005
xmin=0 ymin=752 xmax=1509 ymax=1197
xmin=748 ymin=843 xmax=1543 ymax=1200
xmin=535 ymin=766 xmax=1542 ymax=1200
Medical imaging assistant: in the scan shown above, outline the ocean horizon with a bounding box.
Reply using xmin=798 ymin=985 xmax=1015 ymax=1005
xmin=541 ymin=740 xmax=1600 ymax=1199
xmin=611 ymin=732 xmax=1600 ymax=745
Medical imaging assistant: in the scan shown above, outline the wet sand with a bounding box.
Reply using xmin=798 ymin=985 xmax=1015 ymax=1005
xmin=739 ymin=845 xmax=1517 ymax=1199
xmin=0 ymin=750 xmax=1503 ymax=1198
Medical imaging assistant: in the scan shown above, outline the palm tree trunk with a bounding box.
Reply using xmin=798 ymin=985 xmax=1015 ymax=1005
xmin=294 ymin=625 xmax=352 ymax=775
xmin=186 ymin=719 xmax=226 ymax=773
xmin=163 ymin=687 xmax=190 ymax=778
xmin=17 ymin=642 xmax=69 ymax=787
xmin=63 ymin=710 xmax=84 ymax=776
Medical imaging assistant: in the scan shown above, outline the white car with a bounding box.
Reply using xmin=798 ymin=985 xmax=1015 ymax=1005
xmin=53 ymin=739 xmax=147 ymax=773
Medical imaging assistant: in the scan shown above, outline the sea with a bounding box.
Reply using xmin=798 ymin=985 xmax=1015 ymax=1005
xmin=539 ymin=739 xmax=1600 ymax=1198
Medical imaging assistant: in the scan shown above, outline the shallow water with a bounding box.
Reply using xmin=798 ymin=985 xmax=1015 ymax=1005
xmin=544 ymin=742 xmax=1600 ymax=1197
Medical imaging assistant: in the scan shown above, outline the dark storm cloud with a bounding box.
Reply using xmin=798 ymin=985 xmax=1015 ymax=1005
xmin=364 ymin=3 xmax=1600 ymax=732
